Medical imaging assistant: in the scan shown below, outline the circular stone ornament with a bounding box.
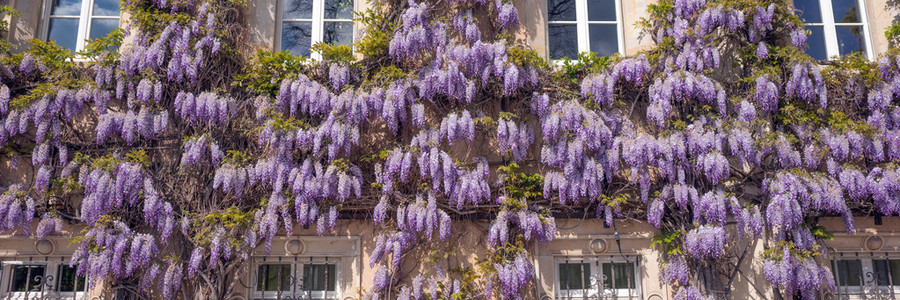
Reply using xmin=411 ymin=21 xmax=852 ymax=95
xmin=865 ymin=236 xmax=885 ymax=251
xmin=35 ymin=240 xmax=54 ymax=255
xmin=285 ymin=239 xmax=304 ymax=255
xmin=590 ymin=239 xmax=608 ymax=254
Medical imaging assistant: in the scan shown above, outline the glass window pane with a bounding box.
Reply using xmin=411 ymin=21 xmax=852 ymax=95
xmin=283 ymin=0 xmax=313 ymax=19
xmin=794 ymin=0 xmax=822 ymax=23
xmin=836 ymin=260 xmax=863 ymax=287
xmin=589 ymin=24 xmax=618 ymax=56
xmin=324 ymin=22 xmax=354 ymax=46
xmin=92 ymin=0 xmax=120 ymax=16
xmin=558 ymin=263 xmax=590 ymax=290
xmin=547 ymin=0 xmax=576 ymax=22
xmin=303 ymin=264 xmax=337 ymax=291
xmin=804 ymin=26 xmax=827 ymax=60
xmin=836 ymin=25 xmax=866 ymax=57
xmin=549 ymin=24 xmax=578 ymax=60
xmin=48 ymin=18 xmax=80 ymax=52
xmin=588 ymin=0 xmax=616 ymax=21
xmin=324 ymin=0 xmax=353 ymax=19
xmin=602 ymin=263 xmax=635 ymax=289
xmin=12 ymin=266 xmax=45 ymax=292
xmin=874 ymin=260 xmax=892 ymax=286
xmin=890 ymin=260 xmax=900 ymax=286
xmin=257 ymin=264 xmax=291 ymax=292
xmin=51 ymin=0 xmax=83 ymax=16
xmin=90 ymin=18 xmax=119 ymax=40
xmin=831 ymin=0 xmax=860 ymax=23
xmin=282 ymin=21 xmax=312 ymax=57
xmin=57 ymin=265 xmax=85 ymax=292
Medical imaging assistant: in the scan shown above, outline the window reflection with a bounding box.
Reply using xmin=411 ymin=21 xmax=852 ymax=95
xmin=284 ymin=0 xmax=313 ymax=19
xmin=282 ymin=22 xmax=313 ymax=56
xmin=549 ymin=24 xmax=578 ymax=59
xmin=548 ymin=0 xmax=576 ymax=22
xmin=323 ymin=22 xmax=353 ymax=46
xmin=48 ymin=18 xmax=80 ymax=51
xmin=589 ymin=24 xmax=617 ymax=57
xmin=324 ymin=0 xmax=353 ymax=19
xmin=91 ymin=0 xmax=119 ymax=16
xmin=804 ymin=26 xmax=828 ymax=60
xmin=835 ymin=25 xmax=865 ymax=56
xmin=794 ymin=0 xmax=822 ymax=23
xmin=90 ymin=19 xmax=119 ymax=40
xmin=51 ymin=0 xmax=83 ymax=16
xmin=831 ymin=0 xmax=859 ymax=23
xmin=587 ymin=0 xmax=616 ymax=22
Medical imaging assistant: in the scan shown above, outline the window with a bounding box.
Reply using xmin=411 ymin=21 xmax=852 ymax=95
xmin=556 ymin=257 xmax=640 ymax=299
xmin=42 ymin=0 xmax=121 ymax=52
xmin=252 ymin=258 xmax=339 ymax=300
xmin=831 ymin=255 xmax=900 ymax=297
xmin=0 ymin=260 xmax=88 ymax=299
xmin=277 ymin=0 xmax=354 ymax=59
xmin=546 ymin=0 xmax=622 ymax=60
xmin=793 ymin=0 xmax=872 ymax=60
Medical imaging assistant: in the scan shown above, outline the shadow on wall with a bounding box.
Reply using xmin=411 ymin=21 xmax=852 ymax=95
xmin=248 ymin=1 xmax=276 ymax=50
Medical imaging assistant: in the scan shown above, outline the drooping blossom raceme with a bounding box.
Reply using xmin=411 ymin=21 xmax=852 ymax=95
xmin=487 ymin=209 xmax=556 ymax=247
xmin=389 ymin=1 xmax=447 ymax=60
xmin=496 ymin=1 xmax=519 ymax=32
xmin=791 ymin=28 xmax=808 ymax=49
xmin=785 ymin=62 xmax=827 ymax=109
xmin=173 ymin=92 xmax=234 ymax=125
xmin=0 ymin=185 xmax=35 ymax=235
xmin=180 ymin=135 xmax=224 ymax=168
xmin=673 ymin=286 xmax=713 ymax=300
xmin=497 ymin=118 xmax=534 ymax=161
xmin=755 ymin=75 xmax=779 ymax=112
xmin=70 ymin=221 xmax=159 ymax=283
xmin=660 ymin=254 xmax=689 ymax=285
xmin=493 ymin=252 xmax=533 ymax=299
xmin=763 ymin=245 xmax=835 ymax=300
xmin=36 ymin=213 xmax=63 ymax=240
xmin=684 ymin=225 xmax=727 ymax=259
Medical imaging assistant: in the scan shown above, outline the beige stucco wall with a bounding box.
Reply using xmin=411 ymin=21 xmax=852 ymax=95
xmin=866 ymin=1 xmax=900 ymax=56
xmin=6 ymin=0 xmax=43 ymax=52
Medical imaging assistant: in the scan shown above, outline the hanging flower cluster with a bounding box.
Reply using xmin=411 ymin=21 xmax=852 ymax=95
xmin=0 ymin=185 xmax=34 ymax=235
xmin=69 ymin=220 xmax=159 ymax=285
xmin=180 ymin=135 xmax=224 ymax=168
xmin=497 ymin=117 xmax=534 ymax=161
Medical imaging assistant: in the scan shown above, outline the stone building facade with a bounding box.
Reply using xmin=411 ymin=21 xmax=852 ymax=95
xmin=0 ymin=0 xmax=899 ymax=299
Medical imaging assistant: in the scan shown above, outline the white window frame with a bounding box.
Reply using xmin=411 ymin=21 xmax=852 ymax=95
xmin=250 ymin=257 xmax=341 ymax=300
xmin=554 ymin=256 xmax=641 ymax=300
xmin=0 ymin=259 xmax=90 ymax=300
xmin=546 ymin=0 xmax=625 ymax=60
xmin=831 ymin=254 xmax=900 ymax=299
xmin=275 ymin=0 xmax=355 ymax=60
xmin=800 ymin=0 xmax=874 ymax=60
xmin=40 ymin=0 xmax=121 ymax=53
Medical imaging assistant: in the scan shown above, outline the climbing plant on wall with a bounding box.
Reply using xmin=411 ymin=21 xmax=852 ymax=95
xmin=0 ymin=0 xmax=898 ymax=299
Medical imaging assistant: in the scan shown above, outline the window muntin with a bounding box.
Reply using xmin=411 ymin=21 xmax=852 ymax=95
xmin=794 ymin=0 xmax=872 ymax=60
xmin=278 ymin=0 xmax=354 ymax=59
xmin=547 ymin=0 xmax=622 ymax=60
xmin=1 ymin=260 xmax=88 ymax=299
xmin=555 ymin=257 xmax=640 ymax=299
xmin=43 ymin=0 xmax=121 ymax=52
xmin=251 ymin=258 xmax=339 ymax=300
